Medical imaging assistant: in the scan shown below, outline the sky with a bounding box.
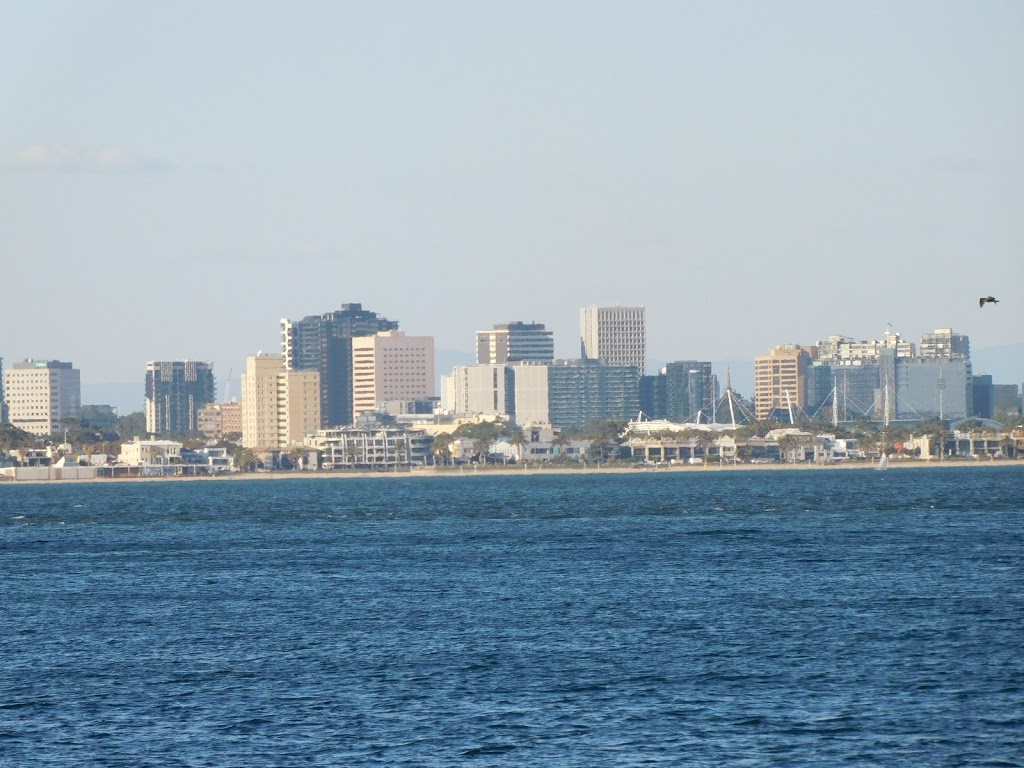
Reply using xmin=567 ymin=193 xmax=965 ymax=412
xmin=1 ymin=1 xmax=1022 ymax=410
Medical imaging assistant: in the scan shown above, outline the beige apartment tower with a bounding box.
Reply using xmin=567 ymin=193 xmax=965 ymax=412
xmin=241 ymin=354 xmax=321 ymax=450
xmin=3 ymin=359 xmax=81 ymax=436
xmin=580 ymin=305 xmax=646 ymax=373
xmin=197 ymin=401 xmax=244 ymax=440
xmin=753 ymin=345 xmax=814 ymax=421
xmin=351 ymin=331 xmax=434 ymax=422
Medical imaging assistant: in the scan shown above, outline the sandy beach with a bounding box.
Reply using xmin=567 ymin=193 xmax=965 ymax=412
xmin=3 ymin=457 xmax=1021 ymax=485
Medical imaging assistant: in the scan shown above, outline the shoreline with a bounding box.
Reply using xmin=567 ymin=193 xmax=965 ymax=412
xmin=2 ymin=457 xmax=1022 ymax=486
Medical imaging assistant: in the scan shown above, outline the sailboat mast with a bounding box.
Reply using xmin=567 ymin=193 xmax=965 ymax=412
xmin=832 ymin=376 xmax=838 ymax=428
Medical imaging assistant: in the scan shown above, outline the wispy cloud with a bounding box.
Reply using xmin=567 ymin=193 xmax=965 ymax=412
xmin=4 ymin=143 xmax=170 ymax=174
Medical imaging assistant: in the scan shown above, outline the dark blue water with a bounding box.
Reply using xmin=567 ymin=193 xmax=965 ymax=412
xmin=2 ymin=467 xmax=1023 ymax=767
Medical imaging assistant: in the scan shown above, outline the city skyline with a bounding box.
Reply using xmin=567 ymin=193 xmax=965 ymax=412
xmin=2 ymin=316 xmax=1019 ymax=423
xmin=1 ymin=2 xmax=1022 ymax=405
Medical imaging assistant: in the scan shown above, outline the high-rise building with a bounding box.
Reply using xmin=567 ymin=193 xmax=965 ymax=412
xmin=0 ymin=356 xmax=6 ymax=425
xmin=145 ymin=361 xmax=215 ymax=436
xmin=753 ymin=345 xmax=813 ymax=421
xmin=807 ymin=362 xmax=884 ymax=422
xmin=915 ymin=328 xmax=972 ymax=419
xmin=815 ymin=331 xmax=914 ymax=362
xmin=971 ymin=374 xmax=994 ymax=420
xmin=992 ymin=384 xmax=1022 ymax=417
xmin=639 ymin=374 xmax=667 ymax=420
xmin=896 ymin=358 xmax=969 ymax=421
xmin=580 ymin=305 xmax=646 ymax=373
xmin=919 ymin=328 xmax=971 ymax=362
xmin=476 ymin=322 xmax=554 ymax=365
xmin=664 ymin=361 xmax=717 ymax=423
xmin=241 ymin=354 xmax=321 ymax=450
xmin=512 ymin=359 xmax=640 ymax=429
xmin=281 ymin=303 xmax=398 ymax=428
xmin=442 ymin=364 xmax=515 ymax=418
xmin=351 ymin=331 xmax=434 ymax=422
xmin=197 ymin=401 xmax=244 ymax=440
xmin=3 ymin=359 xmax=81 ymax=436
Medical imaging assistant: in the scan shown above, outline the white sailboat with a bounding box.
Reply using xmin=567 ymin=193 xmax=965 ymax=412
xmin=877 ymin=376 xmax=890 ymax=471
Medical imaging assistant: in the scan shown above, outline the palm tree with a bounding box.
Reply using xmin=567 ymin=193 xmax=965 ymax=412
xmin=920 ymin=419 xmax=949 ymax=460
xmin=234 ymin=447 xmax=258 ymax=472
xmin=508 ymin=428 xmax=527 ymax=464
xmin=473 ymin=437 xmax=492 ymax=464
xmin=550 ymin=432 xmax=570 ymax=462
xmin=393 ymin=438 xmax=407 ymax=471
xmin=432 ymin=433 xmax=453 ymax=466
xmin=343 ymin=440 xmax=358 ymax=469
xmin=777 ymin=434 xmax=798 ymax=464
xmin=998 ymin=433 xmax=1013 ymax=459
xmin=695 ymin=430 xmax=717 ymax=466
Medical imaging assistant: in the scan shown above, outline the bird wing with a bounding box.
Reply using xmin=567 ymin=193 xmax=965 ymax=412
xmin=979 ymin=297 xmax=986 ymax=307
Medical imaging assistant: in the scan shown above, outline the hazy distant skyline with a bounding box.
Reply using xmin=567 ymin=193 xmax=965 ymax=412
xmin=2 ymin=2 xmax=1022 ymax=400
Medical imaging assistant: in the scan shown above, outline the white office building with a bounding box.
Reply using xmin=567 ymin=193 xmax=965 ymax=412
xmin=3 ymin=359 xmax=81 ymax=436
xmin=580 ymin=305 xmax=646 ymax=373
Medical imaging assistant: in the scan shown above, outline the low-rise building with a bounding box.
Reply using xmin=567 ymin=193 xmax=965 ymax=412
xmin=118 ymin=439 xmax=183 ymax=466
xmin=306 ymin=426 xmax=433 ymax=469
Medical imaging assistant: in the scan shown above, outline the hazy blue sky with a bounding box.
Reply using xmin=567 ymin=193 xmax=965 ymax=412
xmin=2 ymin=1 xmax=1022 ymax=403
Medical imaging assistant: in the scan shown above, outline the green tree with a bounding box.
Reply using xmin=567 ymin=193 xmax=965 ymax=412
xmin=288 ymin=446 xmax=306 ymax=470
xmin=0 ymin=424 xmax=41 ymax=452
xmin=508 ymin=428 xmax=527 ymax=463
xmin=472 ymin=437 xmax=492 ymax=463
xmin=432 ymin=433 xmax=453 ymax=466
xmin=115 ymin=411 xmax=147 ymax=440
xmin=550 ymin=432 xmax=570 ymax=461
xmin=695 ymin=430 xmax=717 ymax=465
xmin=916 ymin=418 xmax=949 ymax=459
xmin=777 ymin=434 xmax=799 ymax=463
xmin=234 ymin=447 xmax=259 ymax=472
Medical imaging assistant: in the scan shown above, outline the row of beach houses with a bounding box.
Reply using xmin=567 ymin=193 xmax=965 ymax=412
xmin=3 ymin=418 xmax=1021 ymax=481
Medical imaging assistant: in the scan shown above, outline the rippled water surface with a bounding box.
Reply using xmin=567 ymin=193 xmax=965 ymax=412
xmin=2 ymin=467 xmax=1023 ymax=766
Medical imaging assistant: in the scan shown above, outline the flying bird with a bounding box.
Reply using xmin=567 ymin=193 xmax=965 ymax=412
xmin=979 ymin=296 xmax=999 ymax=308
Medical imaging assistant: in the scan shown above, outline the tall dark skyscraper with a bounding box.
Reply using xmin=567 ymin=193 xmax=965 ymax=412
xmin=145 ymin=361 xmax=215 ymax=436
xmin=281 ymin=303 xmax=398 ymax=427
xmin=665 ymin=360 xmax=717 ymax=423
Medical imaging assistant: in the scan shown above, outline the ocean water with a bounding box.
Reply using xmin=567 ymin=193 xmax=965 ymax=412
xmin=1 ymin=466 xmax=1022 ymax=767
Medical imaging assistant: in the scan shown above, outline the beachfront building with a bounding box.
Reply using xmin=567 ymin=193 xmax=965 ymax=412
xmin=281 ymin=303 xmax=399 ymax=427
xmin=306 ymin=426 xmax=433 ymax=469
xmin=351 ymin=330 xmax=434 ymax=423
xmin=241 ymin=354 xmax=321 ymax=450
xmin=476 ymin=322 xmax=554 ymax=365
xmin=118 ymin=438 xmax=183 ymax=467
xmin=3 ymin=359 xmax=81 ymax=436
xmin=145 ymin=360 xmax=215 ymax=436
xmin=580 ymin=305 xmax=646 ymax=373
